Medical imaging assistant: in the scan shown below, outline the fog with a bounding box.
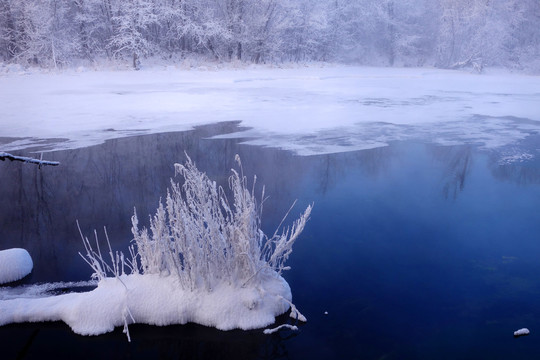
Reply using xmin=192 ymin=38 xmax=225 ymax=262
xmin=1 ymin=0 xmax=539 ymax=72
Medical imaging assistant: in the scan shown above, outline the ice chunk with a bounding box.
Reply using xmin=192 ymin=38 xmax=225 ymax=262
xmin=0 ymin=248 xmax=33 ymax=284
xmin=514 ymin=328 xmax=530 ymax=337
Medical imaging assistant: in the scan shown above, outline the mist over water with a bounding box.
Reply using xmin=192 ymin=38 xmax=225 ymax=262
xmin=1 ymin=123 xmax=540 ymax=359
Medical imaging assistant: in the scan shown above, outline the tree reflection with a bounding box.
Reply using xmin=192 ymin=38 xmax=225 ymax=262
xmin=488 ymin=148 xmax=540 ymax=185
xmin=430 ymin=145 xmax=472 ymax=199
xmin=310 ymin=146 xmax=395 ymax=195
xmin=491 ymin=163 xmax=540 ymax=185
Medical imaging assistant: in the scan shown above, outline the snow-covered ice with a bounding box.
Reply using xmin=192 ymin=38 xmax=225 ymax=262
xmin=1 ymin=66 xmax=539 ymax=155
xmin=0 ymin=248 xmax=33 ymax=284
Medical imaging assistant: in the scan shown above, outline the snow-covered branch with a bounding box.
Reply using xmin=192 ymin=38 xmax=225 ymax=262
xmin=0 ymin=152 xmax=59 ymax=167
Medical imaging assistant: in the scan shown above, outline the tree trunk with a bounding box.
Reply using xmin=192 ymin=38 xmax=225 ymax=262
xmin=237 ymin=42 xmax=242 ymax=60
xmin=387 ymin=1 xmax=396 ymax=66
xmin=133 ymin=52 xmax=140 ymax=70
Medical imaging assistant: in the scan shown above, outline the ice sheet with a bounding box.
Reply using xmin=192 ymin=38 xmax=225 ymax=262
xmin=1 ymin=65 xmax=539 ymax=155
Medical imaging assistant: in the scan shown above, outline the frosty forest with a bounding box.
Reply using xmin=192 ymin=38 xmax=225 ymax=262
xmin=1 ymin=0 xmax=539 ymax=72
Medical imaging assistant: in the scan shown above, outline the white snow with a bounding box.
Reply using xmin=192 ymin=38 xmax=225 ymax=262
xmin=1 ymin=65 xmax=539 ymax=155
xmin=0 ymin=248 xmax=33 ymax=284
xmin=514 ymin=328 xmax=530 ymax=337
xmin=0 ymin=273 xmax=291 ymax=336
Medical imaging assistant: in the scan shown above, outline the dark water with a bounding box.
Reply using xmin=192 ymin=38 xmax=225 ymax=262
xmin=1 ymin=122 xmax=540 ymax=359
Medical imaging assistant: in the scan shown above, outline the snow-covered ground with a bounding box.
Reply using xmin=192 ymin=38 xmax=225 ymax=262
xmin=1 ymin=65 xmax=539 ymax=156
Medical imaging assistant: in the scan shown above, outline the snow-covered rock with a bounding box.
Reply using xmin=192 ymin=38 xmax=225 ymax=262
xmin=0 ymin=248 xmax=33 ymax=284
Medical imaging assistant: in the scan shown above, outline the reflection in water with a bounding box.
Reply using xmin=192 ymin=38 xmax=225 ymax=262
xmin=487 ymin=135 xmax=540 ymax=185
xmin=491 ymin=163 xmax=540 ymax=185
xmin=430 ymin=145 xmax=472 ymax=199
xmin=1 ymin=125 xmax=540 ymax=359
xmin=2 ymin=319 xmax=295 ymax=360
xmin=312 ymin=146 xmax=395 ymax=195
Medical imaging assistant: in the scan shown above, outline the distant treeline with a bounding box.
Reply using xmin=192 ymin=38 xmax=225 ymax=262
xmin=1 ymin=0 xmax=539 ymax=71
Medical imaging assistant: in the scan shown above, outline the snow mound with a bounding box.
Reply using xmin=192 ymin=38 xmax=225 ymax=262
xmin=0 ymin=273 xmax=291 ymax=336
xmin=0 ymin=248 xmax=33 ymax=284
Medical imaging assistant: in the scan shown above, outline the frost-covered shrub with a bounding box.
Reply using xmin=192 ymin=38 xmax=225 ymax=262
xmin=82 ymin=154 xmax=312 ymax=292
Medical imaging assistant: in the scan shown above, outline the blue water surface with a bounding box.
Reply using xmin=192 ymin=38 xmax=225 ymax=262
xmin=1 ymin=124 xmax=540 ymax=359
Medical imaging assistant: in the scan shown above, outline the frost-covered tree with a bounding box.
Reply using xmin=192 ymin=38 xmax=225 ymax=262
xmin=435 ymin=0 xmax=524 ymax=70
xmin=242 ymin=0 xmax=285 ymax=63
xmin=109 ymin=0 xmax=158 ymax=69
xmin=380 ymin=0 xmax=439 ymax=66
xmin=280 ymin=0 xmax=328 ymax=62
xmin=73 ymin=0 xmax=114 ymax=60
xmin=514 ymin=0 xmax=540 ymax=72
xmin=0 ymin=0 xmax=539 ymax=71
xmin=0 ymin=0 xmax=18 ymax=60
xmin=6 ymin=0 xmax=78 ymax=67
xmin=223 ymin=0 xmax=245 ymax=60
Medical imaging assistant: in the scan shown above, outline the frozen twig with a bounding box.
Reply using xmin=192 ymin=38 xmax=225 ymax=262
xmin=278 ymin=295 xmax=307 ymax=322
xmin=263 ymin=324 xmax=298 ymax=334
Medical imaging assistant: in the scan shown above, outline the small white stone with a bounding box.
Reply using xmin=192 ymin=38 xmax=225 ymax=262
xmin=514 ymin=328 xmax=530 ymax=337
